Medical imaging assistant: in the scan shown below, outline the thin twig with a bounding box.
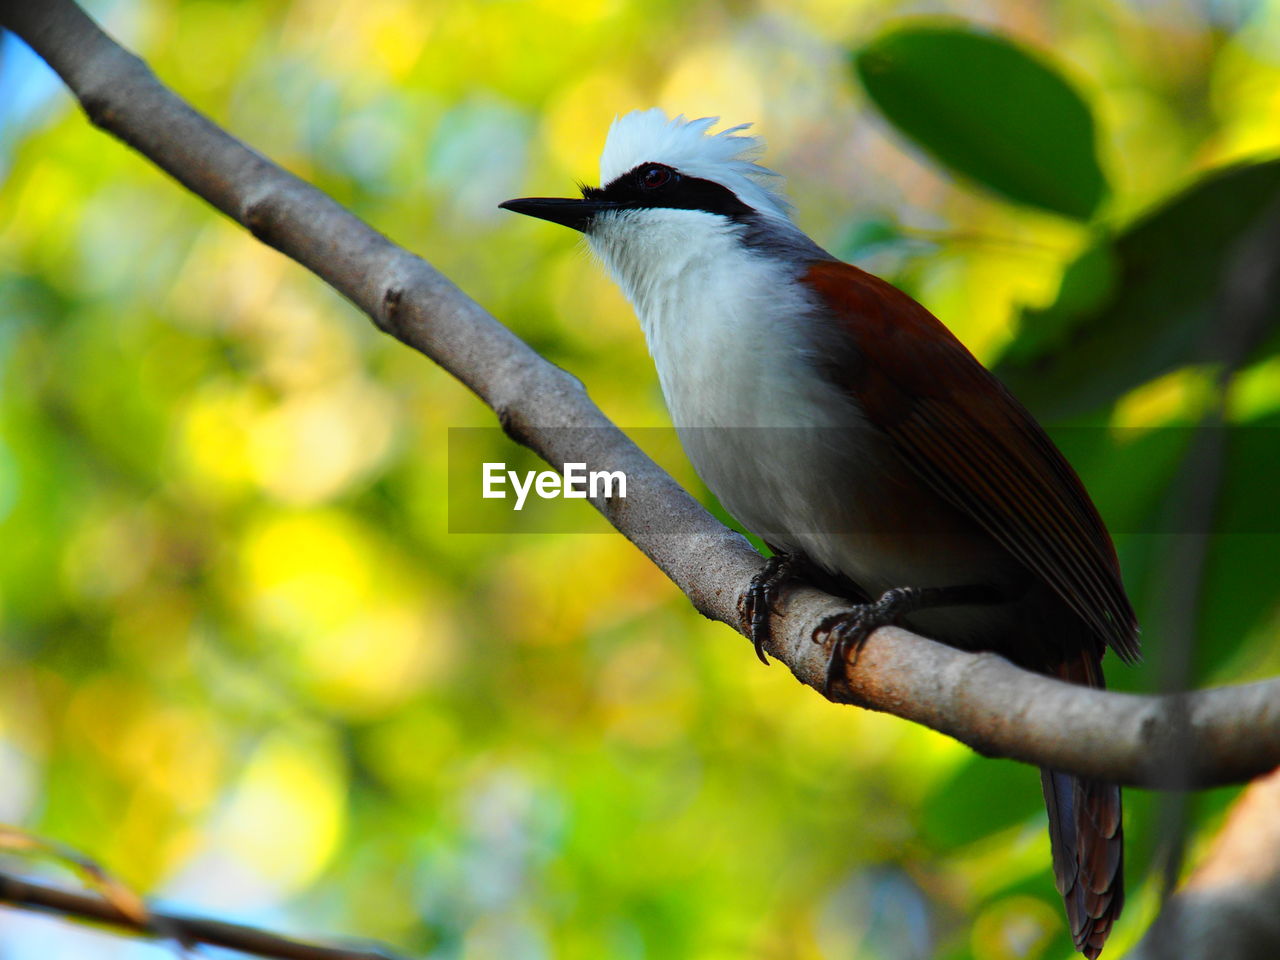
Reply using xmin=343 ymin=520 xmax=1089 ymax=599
xmin=0 ymin=871 xmax=400 ymax=960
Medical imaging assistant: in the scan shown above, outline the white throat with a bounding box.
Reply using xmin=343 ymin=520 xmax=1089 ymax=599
xmin=589 ymin=208 xmax=823 ymax=429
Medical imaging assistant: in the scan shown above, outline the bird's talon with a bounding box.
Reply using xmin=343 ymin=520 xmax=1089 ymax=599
xmin=812 ymin=590 xmax=917 ymax=697
xmin=741 ymin=552 xmax=799 ymax=665
xmin=813 ymin=612 xmax=870 ymax=697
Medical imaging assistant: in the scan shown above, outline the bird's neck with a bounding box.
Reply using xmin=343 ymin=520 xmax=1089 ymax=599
xmin=589 ymin=208 xmax=750 ymax=339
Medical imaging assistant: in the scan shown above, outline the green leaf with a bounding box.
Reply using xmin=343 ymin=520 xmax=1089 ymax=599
xmin=995 ymin=160 xmax=1280 ymax=419
xmin=922 ymin=756 xmax=1040 ymax=849
xmin=854 ymin=24 xmax=1107 ymax=220
xmin=1194 ymin=412 xmax=1280 ymax=679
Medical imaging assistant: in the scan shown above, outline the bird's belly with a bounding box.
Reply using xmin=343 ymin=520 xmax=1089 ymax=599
xmin=675 ymin=405 xmax=1016 ymax=601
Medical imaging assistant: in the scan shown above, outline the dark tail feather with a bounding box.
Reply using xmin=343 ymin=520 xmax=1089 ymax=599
xmin=1040 ymin=656 xmax=1124 ymax=958
xmin=1040 ymin=768 xmax=1124 ymax=957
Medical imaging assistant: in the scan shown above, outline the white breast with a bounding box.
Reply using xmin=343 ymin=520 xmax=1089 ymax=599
xmin=589 ymin=208 xmax=910 ymax=585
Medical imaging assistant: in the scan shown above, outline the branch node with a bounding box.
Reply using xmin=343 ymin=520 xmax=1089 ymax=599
xmin=243 ymin=194 xmax=279 ymax=247
xmin=497 ymin=404 xmax=530 ymax=448
xmin=80 ymin=92 xmax=116 ymax=131
xmin=78 ymin=49 xmax=150 ymax=133
xmin=381 ymin=285 xmax=406 ymax=336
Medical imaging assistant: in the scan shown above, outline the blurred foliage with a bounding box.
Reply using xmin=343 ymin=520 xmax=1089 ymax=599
xmin=996 ymin=159 xmax=1280 ymax=417
xmin=1 ymin=1 xmax=1279 ymax=959
xmin=855 ymin=25 xmax=1108 ymax=220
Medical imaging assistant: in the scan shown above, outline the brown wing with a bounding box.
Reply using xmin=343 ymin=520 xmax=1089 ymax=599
xmin=803 ymin=260 xmax=1139 ymax=662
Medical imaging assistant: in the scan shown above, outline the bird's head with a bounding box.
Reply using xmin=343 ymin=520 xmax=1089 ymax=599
xmin=500 ymin=110 xmax=807 ymax=297
xmin=500 ymin=108 xmax=790 ymax=232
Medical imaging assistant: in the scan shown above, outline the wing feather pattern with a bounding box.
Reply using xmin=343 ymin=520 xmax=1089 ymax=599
xmin=802 ymin=260 xmax=1139 ymax=662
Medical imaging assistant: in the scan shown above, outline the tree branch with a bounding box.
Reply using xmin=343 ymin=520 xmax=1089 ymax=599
xmin=0 ymin=870 xmax=400 ymax=960
xmin=3 ymin=0 xmax=1279 ymax=789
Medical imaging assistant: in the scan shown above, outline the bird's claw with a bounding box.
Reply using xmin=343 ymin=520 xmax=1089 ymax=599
xmin=739 ymin=552 xmax=799 ymax=665
xmin=812 ymin=587 xmax=918 ymax=697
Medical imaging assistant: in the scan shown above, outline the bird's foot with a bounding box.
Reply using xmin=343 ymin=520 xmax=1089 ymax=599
xmin=812 ymin=584 xmax=1002 ymax=696
xmin=811 ymin=588 xmax=916 ymax=696
xmin=740 ymin=552 xmax=801 ymax=665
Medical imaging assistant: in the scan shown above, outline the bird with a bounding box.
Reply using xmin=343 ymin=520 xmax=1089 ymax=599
xmin=500 ymin=108 xmax=1139 ymax=957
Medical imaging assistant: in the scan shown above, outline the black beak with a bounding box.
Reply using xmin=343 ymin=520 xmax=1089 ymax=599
xmin=498 ymin=197 xmax=625 ymax=233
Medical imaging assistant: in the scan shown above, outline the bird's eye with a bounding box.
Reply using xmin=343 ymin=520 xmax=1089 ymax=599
xmin=640 ymin=165 xmax=673 ymax=189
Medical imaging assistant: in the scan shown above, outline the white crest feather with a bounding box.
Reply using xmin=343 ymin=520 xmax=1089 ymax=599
xmin=599 ymin=108 xmax=791 ymax=220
